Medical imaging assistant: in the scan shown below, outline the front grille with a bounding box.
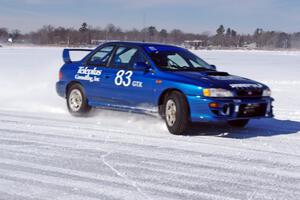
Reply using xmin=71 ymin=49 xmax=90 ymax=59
xmin=236 ymin=88 xmax=263 ymax=97
xmin=237 ymin=103 xmax=267 ymax=117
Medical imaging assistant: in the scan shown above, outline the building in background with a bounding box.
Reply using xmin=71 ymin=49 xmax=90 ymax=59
xmin=183 ymin=40 xmax=204 ymax=49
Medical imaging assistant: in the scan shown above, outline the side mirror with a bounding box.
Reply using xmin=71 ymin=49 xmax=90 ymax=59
xmin=210 ymin=64 xmax=217 ymax=71
xmin=133 ymin=62 xmax=149 ymax=71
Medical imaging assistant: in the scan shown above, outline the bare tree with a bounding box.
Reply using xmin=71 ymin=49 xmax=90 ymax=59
xmin=159 ymin=29 xmax=168 ymax=43
xmin=2 ymin=23 xmax=299 ymax=49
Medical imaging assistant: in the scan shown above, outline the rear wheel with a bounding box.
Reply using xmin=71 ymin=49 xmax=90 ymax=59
xmin=164 ymin=91 xmax=189 ymax=135
xmin=227 ymin=119 xmax=249 ymax=128
xmin=67 ymin=84 xmax=91 ymax=116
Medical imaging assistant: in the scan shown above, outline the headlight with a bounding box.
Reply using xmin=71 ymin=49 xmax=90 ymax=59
xmin=203 ymin=88 xmax=234 ymax=97
xmin=262 ymin=88 xmax=272 ymax=97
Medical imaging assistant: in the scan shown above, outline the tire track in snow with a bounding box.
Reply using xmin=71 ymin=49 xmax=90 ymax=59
xmin=1 ymin=126 xmax=300 ymax=175
xmin=1 ymin=126 xmax=298 ymax=184
xmin=1 ymin=116 xmax=300 ymax=161
xmin=1 ymin=138 xmax=298 ymax=200
xmin=0 ymin=111 xmax=300 ymax=200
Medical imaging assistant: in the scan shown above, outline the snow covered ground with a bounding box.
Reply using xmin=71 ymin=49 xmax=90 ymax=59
xmin=0 ymin=47 xmax=299 ymax=200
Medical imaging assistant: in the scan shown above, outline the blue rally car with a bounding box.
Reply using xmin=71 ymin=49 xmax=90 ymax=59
xmin=56 ymin=42 xmax=274 ymax=135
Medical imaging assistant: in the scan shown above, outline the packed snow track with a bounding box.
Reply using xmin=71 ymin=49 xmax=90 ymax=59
xmin=0 ymin=47 xmax=299 ymax=200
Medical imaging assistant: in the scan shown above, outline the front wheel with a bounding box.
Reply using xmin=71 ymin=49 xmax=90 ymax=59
xmin=67 ymin=84 xmax=91 ymax=116
xmin=164 ymin=91 xmax=189 ymax=135
xmin=227 ymin=119 xmax=249 ymax=128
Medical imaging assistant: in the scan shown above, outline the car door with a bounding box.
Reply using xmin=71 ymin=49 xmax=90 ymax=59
xmin=78 ymin=45 xmax=115 ymax=103
xmin=100 ymin=45 xmax=156 ymax=111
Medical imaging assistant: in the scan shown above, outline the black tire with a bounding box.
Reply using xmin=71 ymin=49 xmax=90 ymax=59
xmin=164 ymin=91 xmax=189 ymax=135
xmin=227 ymin=119 xmax=249 ymax=128
xmin=158 ymin=104 xmax=165 ymax=119
xmin=67 ymin=83 xmax=91 ymax=116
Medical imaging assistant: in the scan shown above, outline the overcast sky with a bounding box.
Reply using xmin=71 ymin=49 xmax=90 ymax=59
xmin=0 ymin=0 xmax=299 ymax=34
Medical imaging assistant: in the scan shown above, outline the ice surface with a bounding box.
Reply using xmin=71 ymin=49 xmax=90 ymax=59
xmin=0 ymin=47 xmax=299 ymax=200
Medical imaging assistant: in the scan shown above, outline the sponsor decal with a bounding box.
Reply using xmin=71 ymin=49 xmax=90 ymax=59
xmin=229 ymin=83 xmax=263 ymax=88
xmin=75 ymin=66 xmax=102 ymax=82
xmin=132 ymin=81 xmax=143 ymax=88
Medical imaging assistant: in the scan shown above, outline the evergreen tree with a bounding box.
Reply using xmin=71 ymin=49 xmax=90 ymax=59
xmin=226 ymin=28 xmax=231 ymax=37
xmin=159 ymin=29 xmax=168 ymax=39
xmin=79 ymin=22 xmax=89 ymax=44
xmin=79 ymin=22 xmax=88 ymax=32
xmin=215 ymin=25 xmax=225 ymax=46
xmin=231 ymin=30 xmax=237 ymax=37
xmin=254 ymin=28 xmax=263 ymax=47
xmin=217 ymin=25 xmax=225 ymax=35
xmin=148 ymin=26 xmax=157 ymax=41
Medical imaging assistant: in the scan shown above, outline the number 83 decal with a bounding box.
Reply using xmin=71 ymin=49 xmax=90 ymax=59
xmin=114 ymin=70 xmax=143 ymax=88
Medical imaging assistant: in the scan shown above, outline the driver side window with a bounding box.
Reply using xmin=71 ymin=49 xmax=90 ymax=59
xmin=113 ymin=46 xmax=146 ymax=69
xmin=88 ymin=46 xmax=114 ymax=66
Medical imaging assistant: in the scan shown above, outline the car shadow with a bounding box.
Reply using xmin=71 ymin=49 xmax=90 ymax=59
xmin=186 ymin=118 xmax=300 ymax=139
xmin=88 ymin=109 xmax=300 ymax=139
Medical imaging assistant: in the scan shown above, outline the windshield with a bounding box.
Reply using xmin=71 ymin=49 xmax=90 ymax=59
xmin=146 ymin=47 xmax=213 ymax=71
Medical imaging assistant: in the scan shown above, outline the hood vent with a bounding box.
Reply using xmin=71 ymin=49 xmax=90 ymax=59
xmin=206 ymin=71 xmax=229 ymax=76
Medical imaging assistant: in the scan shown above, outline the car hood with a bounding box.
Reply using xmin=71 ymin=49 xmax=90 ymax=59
xmin=164 ymin=70 xmax=267 ymax=89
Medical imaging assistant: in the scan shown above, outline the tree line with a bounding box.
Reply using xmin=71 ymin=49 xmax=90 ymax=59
xmin=0 ymin=23 xmax=300 ymax=49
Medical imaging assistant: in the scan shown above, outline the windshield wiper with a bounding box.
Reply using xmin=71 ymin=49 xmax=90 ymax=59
xmin=160 ymin=66 xmax=211 ymax=72
xmin=179 ymin=66 xmax=210 ymax=71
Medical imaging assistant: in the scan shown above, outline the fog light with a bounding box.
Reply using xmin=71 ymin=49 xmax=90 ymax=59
xmin=209 ymin=102 xmax=220 ymax=108
xmin=203 ymin=89 xmax=210 ymax=97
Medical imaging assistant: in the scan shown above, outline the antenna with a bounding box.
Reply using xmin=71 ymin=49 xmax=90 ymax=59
xmin=143 ymin=13 xmax=147 ymax=42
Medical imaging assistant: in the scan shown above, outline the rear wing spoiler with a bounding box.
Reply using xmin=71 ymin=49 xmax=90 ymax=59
xmin=63 ymin=49 xmax=93 ymax=64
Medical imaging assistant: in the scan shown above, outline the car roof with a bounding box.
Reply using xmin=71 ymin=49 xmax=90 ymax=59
xmin=102 ymin=41 xmax=181 ymax=49
xmin=102 ymin=41 xmax=186 ymax=54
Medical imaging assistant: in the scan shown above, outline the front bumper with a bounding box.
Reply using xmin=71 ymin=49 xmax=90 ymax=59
xmin=187 ymin=95 xmax=274 ymax=122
